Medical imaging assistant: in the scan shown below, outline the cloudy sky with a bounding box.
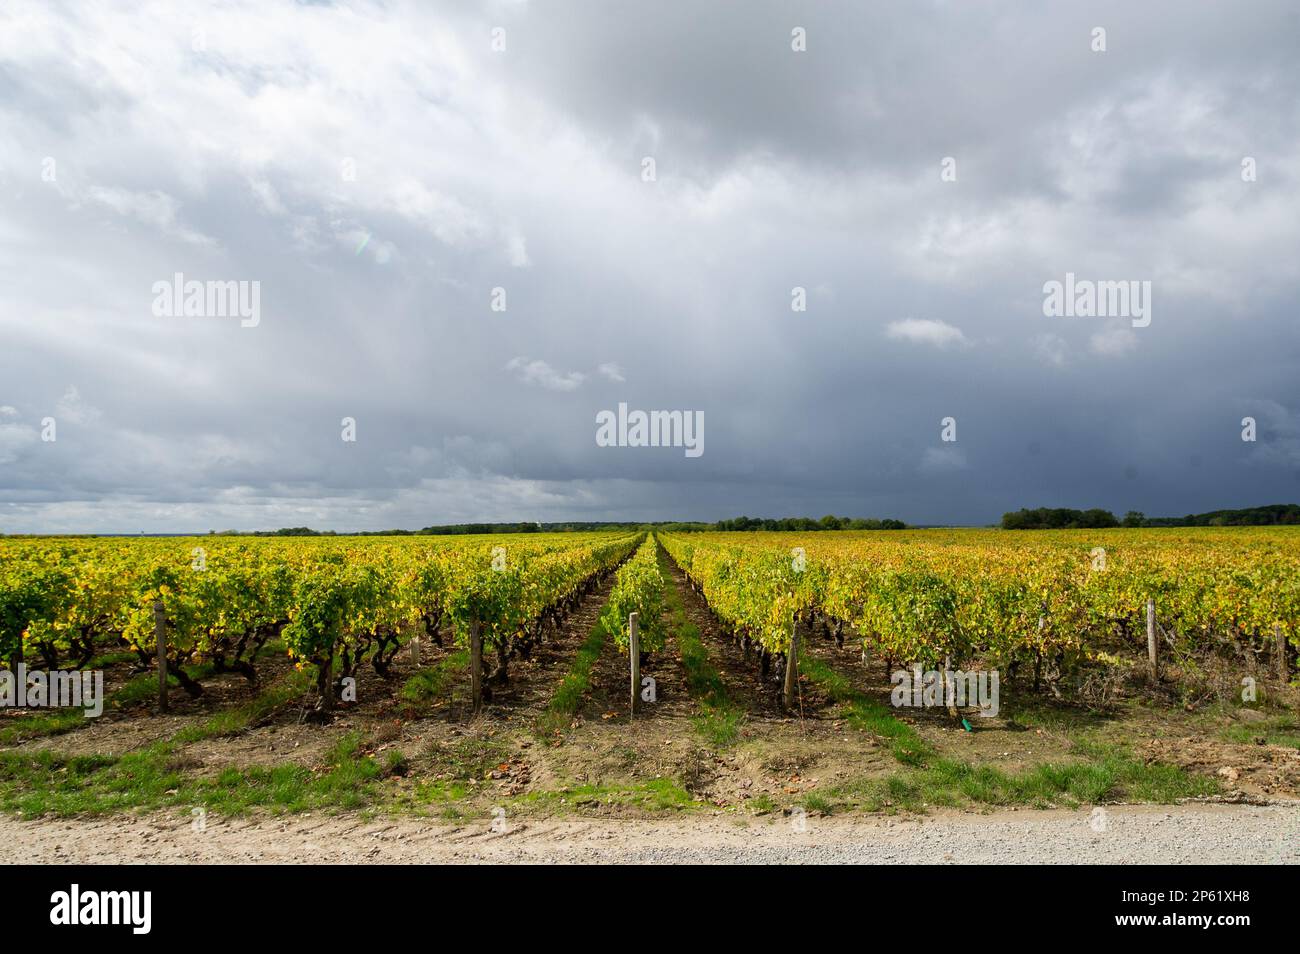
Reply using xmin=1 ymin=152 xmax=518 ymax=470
xmin=1 ymin=0 xmax=1298 ymax=532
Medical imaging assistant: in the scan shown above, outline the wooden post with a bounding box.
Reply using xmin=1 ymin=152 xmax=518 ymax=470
xmin=1277 ymin=623 xmax=1289 ymax=684
xmin=470 ymin=617 xmax=483 ymax=714
xmin=944 ymin=655 xmax=958 ymax=718
xmin=154 ymin=600 xmax=168 ymax=713
xmin=1146 ymin=598 xmax=1158 ymax=683
xmin=782 ymin=619 xmax=801 ymax=711
xmin=1033 ymin=615 xmax=1045 ymax=691
xmin=629 ymin=612 xmax=640 ymax=716
xmin=409 ymin=624 xmax=421 ymax=667
xmin=320 ymin=656 xmax=334 ymax=714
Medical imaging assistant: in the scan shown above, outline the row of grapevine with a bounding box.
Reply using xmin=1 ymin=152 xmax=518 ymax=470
xmin=659 ymin=533 xmax=806 ymax=665
xmin=0 ymin=532 xmax=643 ymax=711
xmin=661 ymin=528 xmax=1300 ymax=689
xmin=600 ymin=534 xmax=667 ymax=655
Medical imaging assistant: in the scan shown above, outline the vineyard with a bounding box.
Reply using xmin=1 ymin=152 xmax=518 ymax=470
xmin=662 ymin=528 xmax=1300 ymax=701
xmin=0 ymin=527 xmax=1297 ymax=819
xmin=0 ymin=531 xmax=644 ymax=715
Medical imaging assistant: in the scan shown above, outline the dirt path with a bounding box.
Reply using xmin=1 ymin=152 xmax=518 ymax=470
xmin=484 ymin=570 xmax=620 ymax=718
xmin=5 ymin=803 xmax=1295 ymax=864
xmin=583 ymin=548 xmax=734 ymax=723
xmin=583 ymin=604 xmax=695 ymax=723
xmin=660 ymin=552 xmax=784 ymax=718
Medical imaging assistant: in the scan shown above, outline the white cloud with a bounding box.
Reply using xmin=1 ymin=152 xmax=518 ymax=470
xmin=54 ymin=386 xmax=101 ymax=425
xmin=1032 ymin=333 xmax=1069 ymax=367
xmin=334 ymin=224 xmax=397 ymax=264
xmin=81 ymin=186 xmax=215 ymax=247
xmin=597 ymin=362 xmax=625 ymax=383
xmin=246 ymin=178 xmax=287 ymax=216
xmin=886 ymin=318 xmax=969 ymax=349
xmin=505 ymin=357 xmax=586 ymax=392
xmin=504 ymin=229 xmax=531 ymax=268
xmin=1089 ymin=327 xmax=1139 ymax=357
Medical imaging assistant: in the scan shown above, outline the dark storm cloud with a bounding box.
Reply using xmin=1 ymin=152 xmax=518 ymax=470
xmin=0 ymin=0 xmax=1297 ymax=531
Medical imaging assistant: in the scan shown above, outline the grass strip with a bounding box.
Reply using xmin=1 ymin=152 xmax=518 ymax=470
xmin=798 ymin=654 xmax=932 ymax=765
xmin=0 ymin=731 xmax=384 ymax=817
xmin=800 ymin=739 xmax=1218 ymax=815
xmin=535 ymin=616 xmax=609 ymax=739
xmin=795 ymin=655 xmax=1214 ymax=811
xmin=660 ymin=551 xmax=742 ymax=746
xmin=0 ymin=641 xmax=293 ymax=746
xmin=400 ymin=649 xmax=470 ymax=714
xmin=0 ymin=660 xmax=218 ymax=746
xmin=512 ymin=778 xmax=697 ymax=813
xmin=173 ymin=668 xmax=314 ymax=744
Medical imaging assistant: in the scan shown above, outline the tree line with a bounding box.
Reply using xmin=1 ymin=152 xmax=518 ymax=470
xmin=1001 ymin=504 xmax=1300 ymax=530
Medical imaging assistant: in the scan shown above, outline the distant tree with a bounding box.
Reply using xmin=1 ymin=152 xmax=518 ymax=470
xmin=1079 ymin=509 xmax=1120 ymax=529
xmin=1000 ymin=509 xmax=1032 ymax=530
xmin=1001 ymin=507 xmax=1118 ymax=530
xmin=713 ymin=515 xmax=906 ymax=531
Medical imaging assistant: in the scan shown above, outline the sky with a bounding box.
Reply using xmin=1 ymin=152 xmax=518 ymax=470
xmin=1 ymin=0 xmax=1298 ymax=532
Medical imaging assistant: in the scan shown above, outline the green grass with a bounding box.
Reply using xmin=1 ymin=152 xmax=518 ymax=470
xmin=793 ymin=656 xmax=1215 ymax=814
xmin=400 ymin=649 xmax=469 ymax=714
xmin=196 ymin=733 xmax=382 ymax=813
xmin=377 ymin=739 xmax=494 ymax=814
xmin=409 ymin=778 xmax=473 ymax=804
xmin=0 ymin=731 xmax=383 ymax=817
xmin=799 ymin=655 xmax=933 ymax=765
xmin=426 ymin=736 xmax=509 ymax=780
xmin=660 ymin=551 xmax=743 ymax=746
xmin=0 ymin=707 xmax=91 ymax=746
xmin=748 ymin=792 xmax=777 ymax=814
xmin=0 ymin=660 xmax=219 ymax=746
xmin=389 ymin=777 xmax=700 ymax=819
xmin=799 ymin=739 xmax=1218 ymax=815
xmin=536 ymin=617 xmax=609 ymax=738
xmin=693 ymin=707 xmax=743 ymax=748
xmin=84 ymin=651 xmax=139 ymax=670
xmin=172 ymin=669 xmax=314 ymax=744
xmin=1002 ymin=697 xmax=1113 ymax=734
xmin=513 ymin=778 xmax=698 ymax=813
xmin=1 ymin=641 xmax=296 ymax=746
xmin=1218 ymin=712 xmax=1300 ymax=750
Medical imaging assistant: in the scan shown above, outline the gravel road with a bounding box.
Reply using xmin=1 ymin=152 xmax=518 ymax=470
xmin=2 ymin=803 xmax=1296 ymax=864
